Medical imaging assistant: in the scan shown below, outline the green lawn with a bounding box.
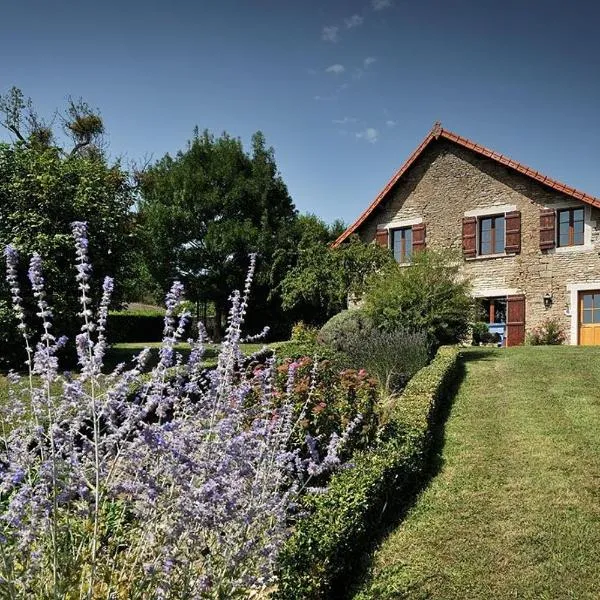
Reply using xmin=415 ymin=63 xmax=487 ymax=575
xmin=355 ymin=346 xmax=600 ymax=599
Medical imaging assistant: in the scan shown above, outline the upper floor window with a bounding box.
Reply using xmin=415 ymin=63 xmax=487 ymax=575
xmin=557 ymin=207 xmax=584 ymax=247
xmin=479 ymin=215 xmax=505 ymax=255
xmin=391 ymin=227 xmax=412 ymax=263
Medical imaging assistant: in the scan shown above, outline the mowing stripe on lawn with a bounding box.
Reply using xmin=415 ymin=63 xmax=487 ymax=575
xmin=355 ymin=346 xmax=600 ymax=600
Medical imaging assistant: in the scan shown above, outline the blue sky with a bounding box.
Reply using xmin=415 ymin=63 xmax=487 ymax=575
xmin=1 ymin=0 xmax=599 ymax=225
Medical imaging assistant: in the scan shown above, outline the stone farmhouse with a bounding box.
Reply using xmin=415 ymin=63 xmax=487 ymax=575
xmin=333 ymin=123 xmax=600 ymax=346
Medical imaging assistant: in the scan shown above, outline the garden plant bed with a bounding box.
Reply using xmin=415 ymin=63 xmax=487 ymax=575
xmin=355 ymin=346 xmax=600 ymax=599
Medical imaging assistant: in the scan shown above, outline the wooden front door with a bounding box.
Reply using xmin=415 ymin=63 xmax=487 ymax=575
xmin=506 ymin=295 xmax=526 ymax=346
xmin=578 ymin=291 xmax=600 ymax=345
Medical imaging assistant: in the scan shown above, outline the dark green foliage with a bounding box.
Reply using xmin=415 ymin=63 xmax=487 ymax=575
xmin=275 ymin=346 xmax=461 ymax=599
xmin=276 ymin=225 xmax=394 ymax=326
xmin=471 ymin=321 xmax=490 ymax=345
xmin=106 ymin=313 xmax=165 ymax=344
xmin=137 ymin=129 xmax=297 ymax=338
xmin=526 ymin=317 xmax=567 ymax=345
xmin=268 ymin=356 xmax=379 ymax=463
xmin=343 ymin=328 xmax=430 ymax=395
xmin=289 ymin=321 xmax=319 ymax=344
xmin=317 ymin=308 xmax=376 ymax=353
xmin=363 ymin=250 xmax=473 ymax=346
xmin=268 ymin=340 xmax=347 ymax=369
xmin=0 ymin=141 xmax=135 ymax=368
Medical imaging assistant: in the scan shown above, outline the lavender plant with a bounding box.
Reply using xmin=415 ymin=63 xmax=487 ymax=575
xmin=0 ymin=223 xmax=353 ymax=598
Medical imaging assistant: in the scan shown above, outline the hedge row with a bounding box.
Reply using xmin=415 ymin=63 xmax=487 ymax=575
xmin=106 ymin=313 xmax=165 ymax=344
xmin=275 ymin=345 xmax=461 ymax=599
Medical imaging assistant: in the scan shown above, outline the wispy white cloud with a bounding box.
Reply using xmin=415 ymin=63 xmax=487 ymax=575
xmin=333 ymin=117 xmax=358 ymax=125
xmin=344 ymin=14 xmax=364 ymax=29
xmin=372 ymin=0 xmax=392 ymax=10
xmin=356 ymin=128 xmax=379 ymax=143
xmin=325 ymin=64 xmax=345 ymax=74
xmin=386 ymin=120 xmax=397 ymax=127
xmin=363 ymin=56 xmax=377 ymax=68
xmin=321 ymin=25 xmax=339 ymax=42
xmin=314 ymin=94 xmax=336 ymax=101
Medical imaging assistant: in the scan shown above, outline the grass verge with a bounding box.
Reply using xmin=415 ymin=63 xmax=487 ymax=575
xmin=275 ymin=346 xmax=461 ymax=599
xmin=354 ymin=346 xmax=600 ymax=599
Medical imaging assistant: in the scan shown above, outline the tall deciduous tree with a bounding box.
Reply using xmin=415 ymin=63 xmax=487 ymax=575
xmin=275 ymin=217 xmax=394 ymax=325
xmin=0 ymin=88 xmax=135 ymax=367
xmin=137 ymin=129 xmax=297 ymax=337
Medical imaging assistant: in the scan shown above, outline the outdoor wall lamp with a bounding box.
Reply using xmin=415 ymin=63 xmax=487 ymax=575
xmin=543 ymin=293 xmax=553 ymax=309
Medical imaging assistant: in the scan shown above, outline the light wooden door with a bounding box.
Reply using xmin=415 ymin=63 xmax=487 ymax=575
xmin=578 ymin=291 xmax=600 ymax=345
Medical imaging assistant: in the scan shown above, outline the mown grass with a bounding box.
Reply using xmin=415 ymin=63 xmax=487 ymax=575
xmin=355 ymin=346 xmax=600 ymax=599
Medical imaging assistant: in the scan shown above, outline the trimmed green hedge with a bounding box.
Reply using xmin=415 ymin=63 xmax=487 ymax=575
xmin=106 ymin=313 xmax=165 ymax=344
xmin=275 ymin=345 xmax=461 ymax=599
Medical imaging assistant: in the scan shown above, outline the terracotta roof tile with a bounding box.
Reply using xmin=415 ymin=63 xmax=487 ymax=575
xmin=333 ymin=123 xmax=600 ymax=246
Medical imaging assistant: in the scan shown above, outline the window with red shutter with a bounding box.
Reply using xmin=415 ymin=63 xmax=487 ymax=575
xmin=412 ymin=223 xmax=426 ymax=253
xmin=540 ymin=208 xmax=556 ymax=250
xmin=462 ymin=217 xmax=477 ymax=258
xmin=375 ymin=229 xmax=389 ymax=248
xmin=504 ymin=211 xmax=521 ymax=254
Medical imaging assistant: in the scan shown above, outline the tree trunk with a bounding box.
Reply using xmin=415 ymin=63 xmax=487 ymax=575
xmin=213 ymin=304 xmax=224 ymax=341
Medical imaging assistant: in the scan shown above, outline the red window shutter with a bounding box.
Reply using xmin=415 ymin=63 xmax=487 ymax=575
xmin=540 ymin=208 xmax=556 ymax=250
xmin=462 ymin=217 xmax=477 ymax=258
xmin=506 ymin=294 xmax=526 ymax=346
xmin=412 ymin=223 xmax=426 ymax=252
xmin=505 ymin=211 xmax=521 ymax=254
xmin=375 ymin=229 xmax=389 ymax=248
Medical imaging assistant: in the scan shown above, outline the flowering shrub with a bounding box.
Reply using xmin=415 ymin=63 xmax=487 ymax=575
xmin=0 ymin=223 xmax=356 ymax=598
xmin=289 ymin=321 xmax=319 ymax=344
xmin=526 ymin=317 xmax=566 ymax=345
xmin=268 ymin=357 xmax=378 ymax=465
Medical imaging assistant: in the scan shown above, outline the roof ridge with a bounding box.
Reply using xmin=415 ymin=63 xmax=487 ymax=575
xmin=333 ymin=125 xmax=600 ymax=247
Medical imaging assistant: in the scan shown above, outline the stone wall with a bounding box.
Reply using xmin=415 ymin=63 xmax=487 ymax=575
xmin=358 ymin=140 xmax=600 ymax=343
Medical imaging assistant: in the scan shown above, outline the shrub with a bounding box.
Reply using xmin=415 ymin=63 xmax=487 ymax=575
xmin=471 ymin=322 xmax=502 ymax=346
xmin=317 ymin=308 xmax=376 ymax=353
xmin=343 ymin=327 xmax=430 ymax=395
xmin=276 ymin=346 xmax=461 ymax=599
xmin=106 ymin=312 xmax=165 ymax=343
xmin=471 ymin=321 xmax=489 ymax=345
xmin=1 ymin=225 xmax=355 ymax=598
xmin=269 ymin=356 xmax=379 ymax=463
xmin=290 ymin=321 xmax=319 ymax=344
xmin=363 ymin=250 xmax=472 ymax=347
xmin=527 ymin=317 xmax=566 ymax=345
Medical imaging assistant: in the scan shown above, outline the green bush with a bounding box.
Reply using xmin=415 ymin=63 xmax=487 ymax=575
xmin=268 ymin=339 xmax=347 ymax=367
xmin=526 ymin=317 xmax=566 ymax=345
xmin=317 ymin=309 xmax=376 ymax=353
xmin=268 ymin=356 xmax=379 ymax=462
xmin=290 ymin=321 xmax=319 ymax=344
xmin=363 ymin=250 xmax=472 ymax=347
xmin=343 ymin=327 xmax=430 ymax=395
xmin=275 ymin=346 xmax=461 ymax=599
xmin=471 ymin=321 xmax=489 ymax=345
xmin=106 ymin=313 xmax=165 ymax=343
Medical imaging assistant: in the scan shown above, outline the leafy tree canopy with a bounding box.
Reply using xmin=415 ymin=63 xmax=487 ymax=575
xmin=137 ymin=128 xmax=297 ymax=336
xmin=0 ymin=87 xmax=135 ymax=367
xmin=277 ymin=225 xmax=394 ymax=325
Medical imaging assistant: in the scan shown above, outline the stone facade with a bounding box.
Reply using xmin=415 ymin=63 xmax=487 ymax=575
xmin=356 ymin=139 xmax=600 ymax=344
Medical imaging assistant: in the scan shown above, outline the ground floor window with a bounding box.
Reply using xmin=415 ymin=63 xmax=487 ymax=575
xmin=474 ymin=297 xmax=507 ymax=346
xmin=479 ymin=297 xmax=507 ymax=324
